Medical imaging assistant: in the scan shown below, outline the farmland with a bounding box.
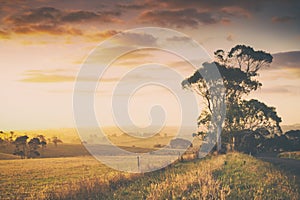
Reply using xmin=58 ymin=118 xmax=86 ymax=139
xmin=0 ymin=152 xmax=298 ymax=199
xmin=1 ymin=128 xmax=299 ymax=199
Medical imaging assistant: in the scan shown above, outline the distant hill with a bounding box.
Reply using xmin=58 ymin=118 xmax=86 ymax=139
xmin=7 ymin=126 xmax=184 ymax=145
xmin=282 ymin=124 xmax=300 ymax=133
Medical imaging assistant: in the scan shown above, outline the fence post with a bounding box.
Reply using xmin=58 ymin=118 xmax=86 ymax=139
xmin=137 ymin=156 xmax=140 ymax=172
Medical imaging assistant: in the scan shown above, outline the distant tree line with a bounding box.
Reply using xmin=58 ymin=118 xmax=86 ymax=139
xmin=234 ymin=129 xmax=300 ymax=155
xmin=0 ymin=131 xmax=63 ymax=159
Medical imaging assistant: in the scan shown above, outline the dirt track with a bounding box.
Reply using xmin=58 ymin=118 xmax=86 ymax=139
xmin=256 ymin=153 xmax=300 ymax=185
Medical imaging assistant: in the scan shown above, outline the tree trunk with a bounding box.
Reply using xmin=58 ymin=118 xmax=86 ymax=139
xmin=22 ymin=144 xmax=26 ymax=159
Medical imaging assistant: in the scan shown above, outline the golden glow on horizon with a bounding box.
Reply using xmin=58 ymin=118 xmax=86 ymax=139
xmin=0 ymin=1 xmax=300 ymax=130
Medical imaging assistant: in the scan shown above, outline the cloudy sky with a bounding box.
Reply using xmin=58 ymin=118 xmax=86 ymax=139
xmin=0 ymin=0 xmax=300 ymax=130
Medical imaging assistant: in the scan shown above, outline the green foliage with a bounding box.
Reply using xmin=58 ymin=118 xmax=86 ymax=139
xmin=225 ymin=99 xmax=282 ymax=135
xmin=234 ymin=129 xmax=300 ymax=154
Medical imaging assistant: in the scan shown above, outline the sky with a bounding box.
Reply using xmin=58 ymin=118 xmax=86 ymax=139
xmin=0 ymin=0 xmax=300 ymax=131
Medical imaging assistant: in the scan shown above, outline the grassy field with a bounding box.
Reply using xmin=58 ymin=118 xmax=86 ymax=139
xmin=0 ymin=156 xmax=114 ymax=199
xmin=0 ymin=143 xmax=90 ymax=158
xmin=0 ymin=153 xmax=19 ymax=160
xmin=0 ymin=152 xmax=298 ymax=199
xmin=0 ymin=126 xmax=198 ymax=158
xmin=0 ymin=142 xmax=168 ymax=160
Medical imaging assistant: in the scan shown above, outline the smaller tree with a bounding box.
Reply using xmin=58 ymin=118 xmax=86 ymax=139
xmin=28 ymin=138 xmax=41 ymax=158
xmin=223 ymin=99 xmax=282 ymax=144
xmin=0 ymin=131 xmax=9 ymax=143
xmin=52 ymin=136 xmax=63 ymax=147
xmin=264 ymin=134 xmax=290 ymax=152
xmin=0 ymin=131 xmax=9 ymax=149
xmin=37 ymin=135 xmax=47 ymax=149
xmin=9 ymin=131 xmax=15 ymax=143
xmin=0 ymin=131 xmax=4 ymax=145
xmin=13 ymin=135 xmax=29 ymax=159
xmin=284 ymin=130 xmax=300 ymax=151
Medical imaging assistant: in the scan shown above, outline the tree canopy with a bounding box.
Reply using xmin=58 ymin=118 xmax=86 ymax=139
xmin=182 ymin=45 xmax=282 ymax=152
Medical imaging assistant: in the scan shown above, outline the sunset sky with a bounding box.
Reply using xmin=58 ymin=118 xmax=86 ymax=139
xmin=0 ymin=0 xmax=300 ymax=131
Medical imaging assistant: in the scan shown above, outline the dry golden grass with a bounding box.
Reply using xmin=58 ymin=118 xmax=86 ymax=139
xmin=147 ymin=155 xmax=230 ymax=200
xmin=0 ymin=143 xmax=90 ymax=158
xmin=0 ymin=156 xmax=113 ymax=199
xmin=0 ymin=150 xmax=298 ymax=199
xmin=0 ymin=152 xmax=19 ymax=160
xmin=44 ymin=152 xmax=299 ymax=200
xmin=215 ymin=153 xmax=299 ymax=200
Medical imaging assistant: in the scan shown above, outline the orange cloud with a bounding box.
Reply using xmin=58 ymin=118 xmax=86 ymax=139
xmin=221 ymin=18 xmax=231 ymax=25
xmin=21 ymin=73 xmax=75 ymax=83
xmin=13 ymin=25 xmax=83 ymax=36
xmin=84 ymin=30 xmax=120 ymax=42
xmin=0 ymin=29 xmax=10 ymax=39
xmin=1 ymin=6 xmax=122 ymax=39
xmin=20 ymin=68 xmax=123 ymax=83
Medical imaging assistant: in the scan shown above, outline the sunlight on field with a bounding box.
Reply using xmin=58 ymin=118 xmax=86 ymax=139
xmin=1 ymin=126 xmax=299 ymax=199
xmin=0 ymin=143 xmax=90 ymax=158
xmin=0 ymin=156 xmax=116 ymax=199
xmin=7 ymin=126 xmax=192 ymax=155
xmin=14 ymin=126 xmax=182 ymax=147
xmin=0 ymin=153 xmax=19 ymax=160
xmin=0 ymin=153 xmax=298 ymax=200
